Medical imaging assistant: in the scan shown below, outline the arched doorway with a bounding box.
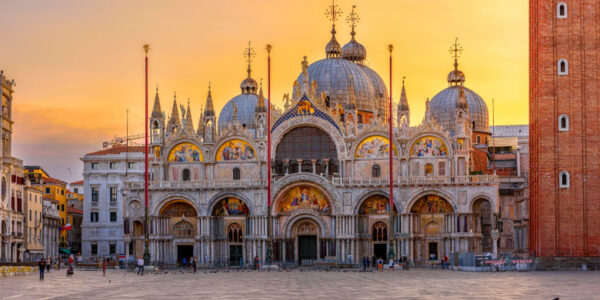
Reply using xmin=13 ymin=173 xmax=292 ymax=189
xmin=274 ymin=126 xmax=338 ymax=176
xmin=211 ymin=197 xmax=249 ymax=266
xmin=410 ymin=195 xmax=454 ymax=263
xmin=372 ymin=222 xmax=388 ymax=260
xmin=291 ymin=219 xmax=319 ymax=265
xmin=227 ymin=223 xmax=243 ymax=266
xmin=159 ymin=200 xmax=198 ymax=265
xmin=357 ymin=195 xmax=396 ymax=259
xmin=132 ymin=221 xmax=144 ymax=259
xmin=473 ymin=198 xmax=493 ymax=253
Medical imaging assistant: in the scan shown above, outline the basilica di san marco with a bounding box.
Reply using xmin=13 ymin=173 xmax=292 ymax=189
xmin=121 ymin=7 xmax=498 ymax=268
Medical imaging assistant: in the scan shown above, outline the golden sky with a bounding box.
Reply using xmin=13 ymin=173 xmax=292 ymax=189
xmin=1 ymin=0 xmax=528 ymax=181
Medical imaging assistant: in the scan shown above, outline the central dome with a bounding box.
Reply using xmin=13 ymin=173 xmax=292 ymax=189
xmin=293 ymin=58 xmax=387 ymax=115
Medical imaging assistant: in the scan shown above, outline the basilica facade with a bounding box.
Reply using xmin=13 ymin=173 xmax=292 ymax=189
xmin=121 ymin=15 xmax=499 ymax=267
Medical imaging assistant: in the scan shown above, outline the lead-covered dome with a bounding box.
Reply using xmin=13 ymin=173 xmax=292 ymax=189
xmin=341 ymin=38 xmax=366 ymax=63
xmin=430 ymin=85 xmax=489 ymax=134
xmin=218 ymin=93 xmax=259 ymax=131
xmin=293 ymin=58 xmax=387 ymax=115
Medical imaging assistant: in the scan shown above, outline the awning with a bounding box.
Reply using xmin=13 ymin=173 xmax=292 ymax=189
xmin=59 ymin=248 xmax=71 ymax=254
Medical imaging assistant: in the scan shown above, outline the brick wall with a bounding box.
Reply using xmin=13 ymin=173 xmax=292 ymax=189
xmin=530 ymin=0 xmax=600 ymax=257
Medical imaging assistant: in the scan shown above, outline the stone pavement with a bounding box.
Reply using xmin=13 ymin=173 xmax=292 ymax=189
xmin=1 ymin=268 xmax=599 ymax=299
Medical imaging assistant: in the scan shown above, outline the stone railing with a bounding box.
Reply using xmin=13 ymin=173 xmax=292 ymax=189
xmin=136 ymin=179 xmax=269 ymax=190
xmin=332 ymin=175 xmax=498 ymax=187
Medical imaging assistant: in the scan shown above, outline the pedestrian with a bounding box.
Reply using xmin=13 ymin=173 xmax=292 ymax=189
xmin=102 ymin=258 xmax=107 ymax=276
xmin=362 ymin=256 xmax=367 ymax=271
xmin=388 ymin=258 xmax=394 ymax=272
xmin=182 ymin=257 xmax=187 ymax=269
xmin=46 ymin=256 xmax=51 ymax=272
xmin=371 ymin=256 xmax=376 ymax=269
xmin=254 ymin=256 xmax=260 ymax=270
xmin=377 ymin=257 xmax=383 ymax=272
xmin=443 ymin=255 xmax=449 ymax=269
xmin=38 ymin=258 xmax=45 ymax=280
xmin=68 ymin=255 xmax=74 ymax=267
xmin=192 ymin=257 xmax=197 ymax=273
xmin=348 ymin=254 xmax=353 ymax=264
xmin=56 ymin=257 xmax=61 ymax=270
xmin=137 ymin=256 xmax=144 ymax=275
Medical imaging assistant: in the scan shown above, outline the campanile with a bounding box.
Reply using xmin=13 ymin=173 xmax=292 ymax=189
xmin=530 ymin=0 xmax=600 ymax=264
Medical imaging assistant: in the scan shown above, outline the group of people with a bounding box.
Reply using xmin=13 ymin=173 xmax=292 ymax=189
xmin=181 ymin=256 xmax=199 ymax=273
xmin=38 ymin=255 xmax=75 ymax=280
xmin=361 ymin=256 xmax=410 ymax=272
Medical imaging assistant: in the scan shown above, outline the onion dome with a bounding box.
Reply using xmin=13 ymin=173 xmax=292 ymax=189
xmin=325 ymin=27 xmax=342 ymax=58
xmin=240 ymin=77 xmax=257 ymax=94
xmin=341 ymin=38 xmax=366 ymax=63
xmin=430 ymin=85 xmax=489 ymax=134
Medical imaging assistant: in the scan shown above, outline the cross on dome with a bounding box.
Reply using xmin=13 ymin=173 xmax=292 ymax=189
xmin=346 ymin=4 xmax=360 ymax=38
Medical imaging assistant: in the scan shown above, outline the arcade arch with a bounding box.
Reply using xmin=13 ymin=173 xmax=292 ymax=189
xmin=274 ymin=126 xmax=339 ymax=176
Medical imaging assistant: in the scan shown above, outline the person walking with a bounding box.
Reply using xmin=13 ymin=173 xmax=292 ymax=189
xmin=38 ymin=258 xmax=46 ymax=280
xmin=371 ymin=256 xmax=376 ymax=269
xmin=377 ymin=257 xmax=383 ymax=272
xmin=56 ymin=257 xmax=61 ymax=270
xmin=362 ymin=256 xmax=367 ymax=271
xmin=46 ymin=256 xmax=51 ymax=272
xmin=137 ymin=256 xmax=144 ymax=275
xmin=443 ymin=255 xmax=449 ymax=270
xmin=254 ymin=256 xmax=260 ymax=270
xmin=68 ymin=255 xmax=74 ymax=267
xmin=192 ymin=257 xmax=197 ymax=273
xmin=182 ymin=257 xmax=187 ymax=269
xmin=102 ymin=258 xmax=107 ymax=276
xmin=388 ymin=258 xmax=394 ymax=272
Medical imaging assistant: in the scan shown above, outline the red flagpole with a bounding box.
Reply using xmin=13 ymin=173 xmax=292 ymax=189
xmin=143 ymin=44 xmax=150 ymax=263
xmin=266 ymin=44 xmax=273 ymax=264
xmin=388 ymin=44 xmax=395 ymax=259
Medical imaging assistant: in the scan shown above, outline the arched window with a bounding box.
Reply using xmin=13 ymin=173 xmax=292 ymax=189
xmin=558 ymin=59 xmax=568 ymax=75
xmin=357 ymin=114 xmax=363 ymax=124
xmin=557 ymin=2 xmax=567 ymax=18
xmin=228 ymin=223 xmax=243 ymax=243
xmin=558 ymin=114 xmax=569 ymax=131
xmin=372 ymin=222 xmax=387 ymax=242
xmin=182 ymin=168 xmax=190 ymax=181
xmin=559 ymin=171 xmax=570 ymax=188
xmin=232 ymin=167 xmax=241 ymax=180
xmin=371 ymin=164 xmax=381 ymax=178
xmin=476 ymin=136 xmax=481 ymax=144
xmin=425 ymin=163 xmax=434 ymax=176
xmin=173 ymin=221 xmax=194 ymax=237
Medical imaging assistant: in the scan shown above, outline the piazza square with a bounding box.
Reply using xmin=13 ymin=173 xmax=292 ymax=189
xmin=1 ymin=268 xmax=600 ymax=300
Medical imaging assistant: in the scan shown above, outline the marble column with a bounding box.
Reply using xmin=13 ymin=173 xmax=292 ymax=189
xmin=311 ymin=159 xmax=317 ymax=174
xmin=296 ymin=159 xmax=302 ymax=173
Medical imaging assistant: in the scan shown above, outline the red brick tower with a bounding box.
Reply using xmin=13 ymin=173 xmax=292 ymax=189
xmin=530 ymin=0 xmax=600 ymax=266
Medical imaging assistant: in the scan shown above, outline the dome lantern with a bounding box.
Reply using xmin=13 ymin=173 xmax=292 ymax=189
xmin=324 ymin=0 xmax=342 ymax=58
xmin=341 ymin=5 xmax=366 ymax=64
xmin=447 ymin=37 xmax=465 ymax=86
xmin=240 ymin=41 xmax=258 ymax=94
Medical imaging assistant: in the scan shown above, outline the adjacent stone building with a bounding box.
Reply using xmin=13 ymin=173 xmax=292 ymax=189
xmin=24 ymin=183 xmax=44 ymax=261
xmin=530 ymin=0 xmax=600 ymax=268
xmin=81 ymin=146 xmax=145 ymax=259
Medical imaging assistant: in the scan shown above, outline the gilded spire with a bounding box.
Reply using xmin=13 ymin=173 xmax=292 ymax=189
xmin=447 ymin=38 xmax=466 ymax=85
xmin=324 ymin=0 xmax=342 ymax=58
xmin=346 ymin=5 xmax=360 ymax=40
xmin=399 ymin=76 xmax=409 ymax=112
xmin=182 ymin=98 xmax=194 ymax=133
xmin=240 ymin=42 xmax=258 ymax=93
xmin=255 ymin=79 xmax=267 ymax=113
xmin=168 ymin=93 xmax=181 ymax=127
xmin=204 ymin=83 xmax=215 ymax=117
xmin=151 ymin=85 xmax=163 ymax=119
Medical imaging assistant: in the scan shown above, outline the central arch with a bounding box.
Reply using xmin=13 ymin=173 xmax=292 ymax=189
xmin=158 ymin=200 xmax=198 ymax=266
xmin=409 ymin=194 xmax=454 ymax=263
xmin=274 ymin=126 xmax=339 ymax=175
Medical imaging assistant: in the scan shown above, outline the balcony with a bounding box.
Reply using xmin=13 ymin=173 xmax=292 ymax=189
xmin=91 ymin=202 xmax=98 ymax=208
xmin=332 ymin=175 xmax=498 ymax=187
xmin=137 ymin=179 xmax=269 ymax=190
xmin=109 ymin=202 xmax=117 ymax=207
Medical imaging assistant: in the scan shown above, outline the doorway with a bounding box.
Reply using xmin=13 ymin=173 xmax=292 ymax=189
xmin=229 ymin=245 xmax=243 ymax=267
xmin=177 ymin=245 xmax=193 ymax=266
xmin=428 ymin=242 xmax=438 ymax=260
xmin=374 ymin=244 xmax=387 ymax=260
xmin=298 ymin=235 xmax=317 ymax=264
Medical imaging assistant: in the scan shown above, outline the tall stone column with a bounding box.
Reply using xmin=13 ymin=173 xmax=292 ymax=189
xmin=311 ymin=159 xmax=317 ymax=174
xmin=296 ymin=159 xmax=302 ymax=173
xmin=491 ymin=229 xmax=499 ymax=259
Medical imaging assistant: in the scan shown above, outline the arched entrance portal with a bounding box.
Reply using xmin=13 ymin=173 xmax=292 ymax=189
xmin=473 ymin=198 xmax=493 ymax=253
xmin=159 ymin=200 xmax=198 ymax=265
xmin=357 ymin=195 xmax=396 ymax=260
xmin=211 ymin=197 xmax=249 ymax=267
xmin=291 ymin=219 xmax=320 ymax=265
xmin=410 ymin=195 xmax=454 ymax=263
